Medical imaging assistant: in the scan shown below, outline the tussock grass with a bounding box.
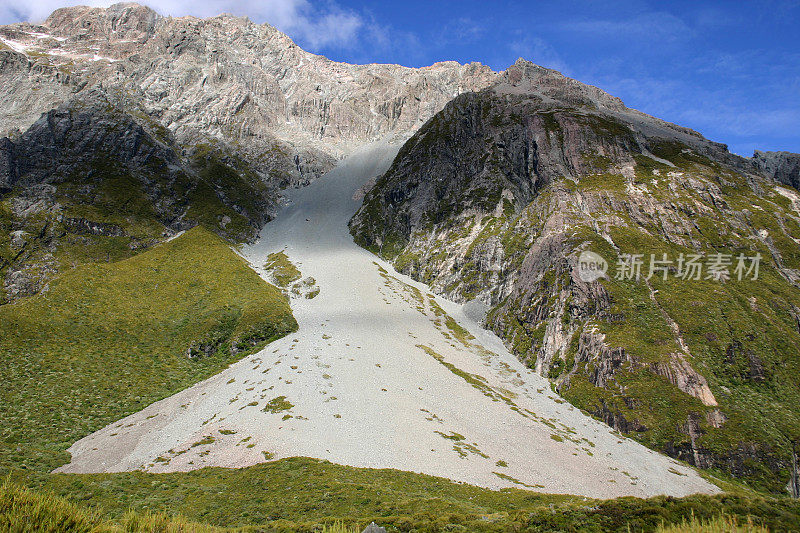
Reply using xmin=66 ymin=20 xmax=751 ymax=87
xmin=117 ymin=509 xmax=221 ymax=532
xmin=0 ymin=479 xmax=219 ymax=532
xmin=318 ymin=521 xmax=361 ymax=533
xmin=0 ymin=227 xmax=296 ymax=473
xmin=8 ymin=465 xmax=796 ymax=531
xmin=656 ymin=513 xmax=768 ymax=533
xmin=5 ymin=458 xmax=794 ymax=532
xmin=0 ymin=478 xmax=103 ymax=532
xmin=264 ymin=251 xmax=301 ymax=287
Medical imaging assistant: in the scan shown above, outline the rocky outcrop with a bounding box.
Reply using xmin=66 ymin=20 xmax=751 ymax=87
xmin=62 ymin=218 xmax=125 ymax=237
xmin=650 ymin=355 xmax=717 ymax=407
xmin=0 ymin=137 xmax=16 ymax=191
xmin=6 ymin=91 xmax=179 ymax=186
xmin=0 ymin=91 xmax=277 ymax=303
xmin=44 ymin=2 xmax=159 ymax=40
xmin=753 ymin=150 xmax=800 ymax=190
xmin=0 ymin=48 xmax=77 ymax=139
xmin=574 ymin=329 xmax=632 ymax=388
xmin=593 ymin=398 xmax=648 ymax=434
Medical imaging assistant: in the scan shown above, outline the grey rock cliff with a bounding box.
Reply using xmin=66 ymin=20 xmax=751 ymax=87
xmin=753 ymin=150 xmax=800 ymax=189
xmin=0 ymin=3 xmax=497 ymax=187
xmin=0 ymin=90 xmax=275 ymax=302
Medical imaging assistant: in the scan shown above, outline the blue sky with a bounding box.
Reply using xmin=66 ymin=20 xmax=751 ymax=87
xmin=3 ymin=0 xmax=799 ymax=156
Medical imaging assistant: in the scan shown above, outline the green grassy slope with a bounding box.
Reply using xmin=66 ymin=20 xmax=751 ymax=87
xmin=557 ymin=216 xmax=800 ymax=492
xmin=0 ymin=226 xmax=296 ymax=473
xmin=535 ymin=150 xmax=800 ymax=492
xmin=0 ymin=478 xmax=221 ymax=532
xmin=4 ymin=459 xmax=800 ymax=532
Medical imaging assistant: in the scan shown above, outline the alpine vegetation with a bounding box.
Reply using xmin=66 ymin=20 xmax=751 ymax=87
xmin=1 ymin=2 xmax=800 ymax=531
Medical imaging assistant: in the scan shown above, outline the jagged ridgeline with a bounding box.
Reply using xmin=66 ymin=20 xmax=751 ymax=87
xmin=351 ymin=59 xmax=800 ymax=492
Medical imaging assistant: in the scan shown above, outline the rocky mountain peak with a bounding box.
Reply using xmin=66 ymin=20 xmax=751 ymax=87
xmin=503 ymin=57 xmax=562 ymax=84
xmin=497 ymin=57 xmax=626 ymax=112
xmin=0 ymin=2 xmax=498 ymax=190
xmin=44 ymin=2 xmax=160 ymax=42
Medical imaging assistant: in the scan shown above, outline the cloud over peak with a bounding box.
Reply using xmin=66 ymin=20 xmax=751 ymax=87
xmin=0 ymin=0 xmax=364 ymax=50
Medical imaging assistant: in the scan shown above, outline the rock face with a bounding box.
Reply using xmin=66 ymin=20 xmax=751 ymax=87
xmin=754 ymin=150 xmax=800 ymax=190
xmin=0 ymin=48 xmax=76 ymax=144
xmin=352 ymin=59 xmax=800 ymax=493
xmin=7 ymin=90 xmax=273 ymax=237
xmin=7 ymin=91 xmax=180 ymax=189
xmin=0 ymin=2 xmax=496 ymax=186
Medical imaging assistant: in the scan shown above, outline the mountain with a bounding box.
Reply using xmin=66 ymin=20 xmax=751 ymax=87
xmin=0 ymin=2 xmax=495 ymax=303
xmin=0 ymin=2 xmax=496 ymax=182
xmin=351 ymin=58 xmax=800 ymax=492
xmin=3 ymin=3 xmax=800 ymax=527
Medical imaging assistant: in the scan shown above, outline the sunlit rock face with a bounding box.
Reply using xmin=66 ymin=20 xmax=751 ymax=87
xmin=1 ymin=3 xmax=497 ymax=187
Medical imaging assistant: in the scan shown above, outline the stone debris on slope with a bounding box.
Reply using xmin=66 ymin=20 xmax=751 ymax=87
xmin=56 ymin=140 xmax=718 ymax=499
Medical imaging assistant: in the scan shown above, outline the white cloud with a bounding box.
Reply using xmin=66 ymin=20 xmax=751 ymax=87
xmin=438 ymin=17 xmax=485 ymax=44
xmin=357 ymin=15 xmax=423 ymax=65
xmin=0 ymin=0 xmax=364 ymax=50
xmin=0 ymin=0 xmax=110 ymax=24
